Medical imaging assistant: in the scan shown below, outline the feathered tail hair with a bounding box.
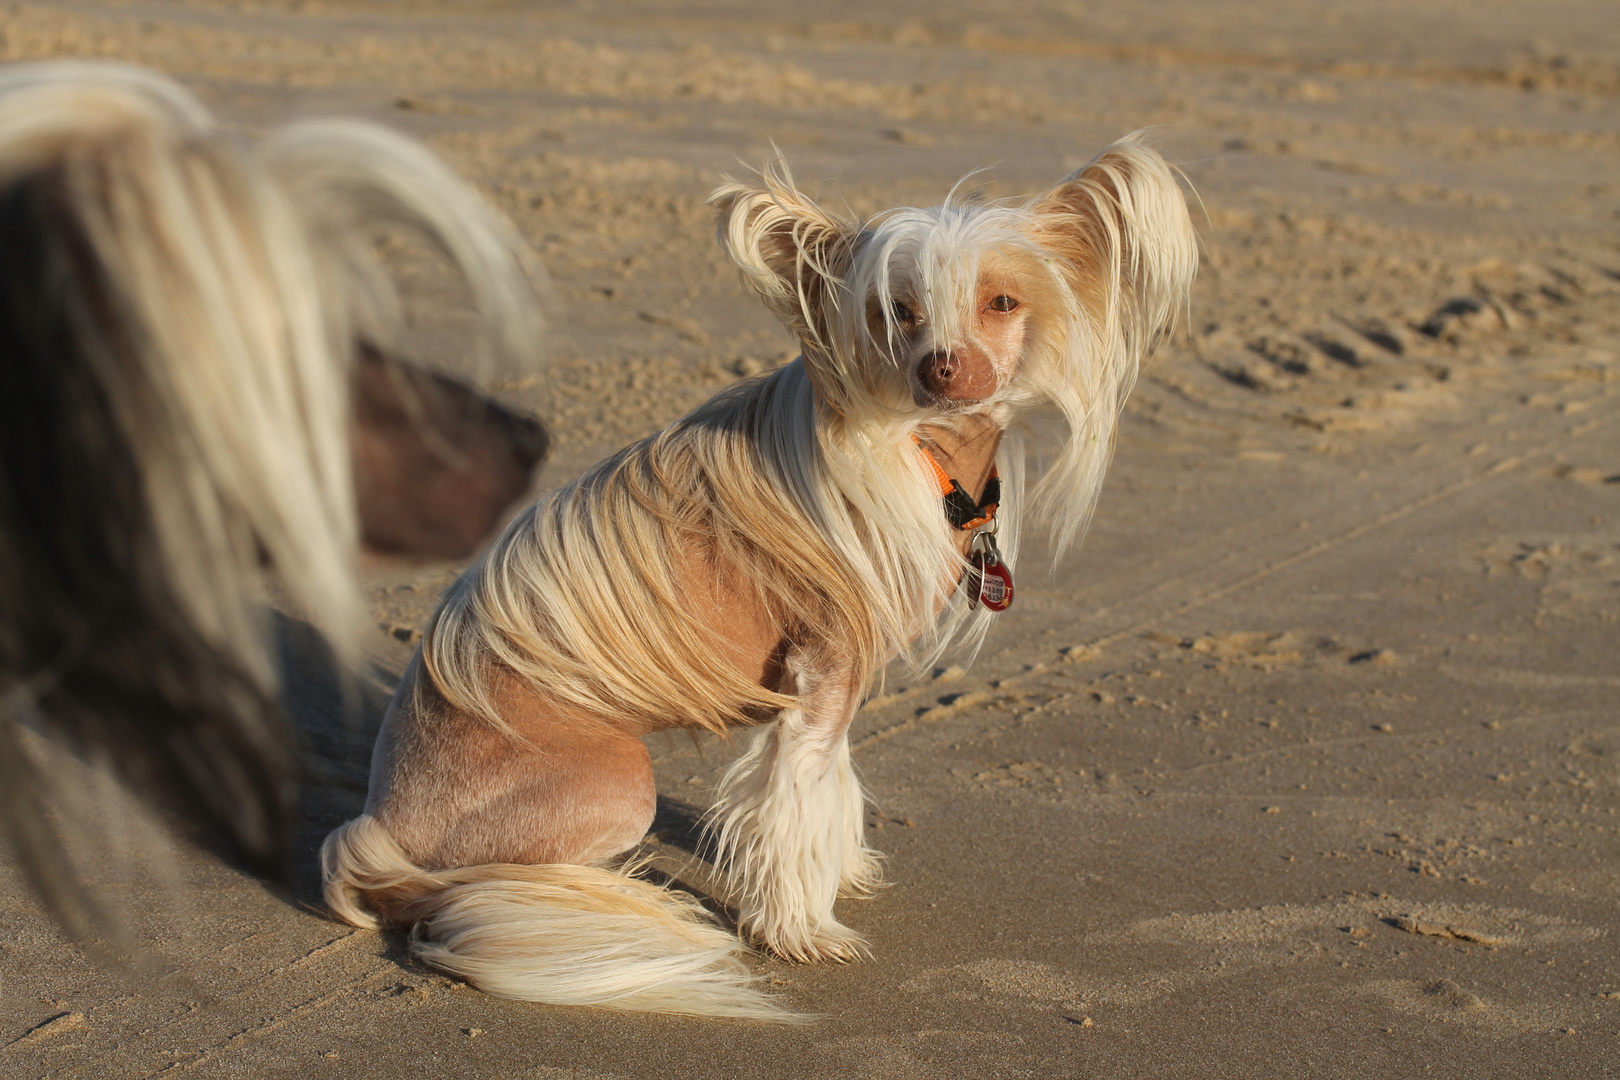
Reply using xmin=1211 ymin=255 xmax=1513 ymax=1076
xmin=0 ymin=61 xmax=544 ymax=943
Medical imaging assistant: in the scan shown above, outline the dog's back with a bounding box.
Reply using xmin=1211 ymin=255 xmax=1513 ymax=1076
xmin=324 ymin=360 xmax=880 ymax=1019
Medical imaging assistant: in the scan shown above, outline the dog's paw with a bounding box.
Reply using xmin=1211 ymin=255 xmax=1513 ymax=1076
xmin=746 ymin=913 xmax=870 ymax=964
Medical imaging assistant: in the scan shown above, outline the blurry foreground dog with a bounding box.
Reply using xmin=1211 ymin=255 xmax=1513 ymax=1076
xmin=0 ymin=62 xmax=550 ymax=944
xmin=325 ymin=136 xmax=1197 ymax=1017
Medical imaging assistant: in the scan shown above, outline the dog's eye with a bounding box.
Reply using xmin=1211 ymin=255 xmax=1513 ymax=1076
xmin=988 ymin=295 xmax=1019 ymax=313
xmin=890 ymin=299 xmax=917 ymax=325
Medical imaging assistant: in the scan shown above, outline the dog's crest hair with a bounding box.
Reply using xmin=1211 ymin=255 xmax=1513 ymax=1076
xmin=0 ymin=61 xmax=544 ymax=941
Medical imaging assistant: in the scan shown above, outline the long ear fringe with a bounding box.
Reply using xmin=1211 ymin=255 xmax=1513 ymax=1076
xmin=710 ymin=156 xmax=848 ymax=317
xmin=704 ymin=140 xmax=1195 ymax=674
xmin=709 ymin=161 xmax=862 ymax=412
xmin=1026 ymin=133 xmax=1198 ymax=560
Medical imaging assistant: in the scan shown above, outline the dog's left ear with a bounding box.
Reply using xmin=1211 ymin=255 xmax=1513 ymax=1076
xmin=1032 ymin=136 xmax=1199 ymax=355
xmin=709 ymin=162 xmax=856 ymax=354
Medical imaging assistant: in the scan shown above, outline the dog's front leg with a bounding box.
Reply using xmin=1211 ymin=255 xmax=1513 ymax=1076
xmin=705 ymin=650 xmax=882 ymax=962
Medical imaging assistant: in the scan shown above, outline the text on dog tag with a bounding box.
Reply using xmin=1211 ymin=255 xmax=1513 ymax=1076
xmin=971 ymin=550 xmax=1014 ymax=612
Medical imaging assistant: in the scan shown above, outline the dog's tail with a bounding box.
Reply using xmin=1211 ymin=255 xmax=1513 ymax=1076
xmin=321 ymin=814 xmax=795 ymax=1020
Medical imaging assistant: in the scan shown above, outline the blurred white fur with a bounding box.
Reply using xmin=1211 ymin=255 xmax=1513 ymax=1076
xmin=0 ymin=61 xmax=546 ymax=941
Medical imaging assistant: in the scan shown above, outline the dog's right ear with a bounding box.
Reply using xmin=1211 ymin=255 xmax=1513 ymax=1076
xmin=709 ymin=162 xmax=856 ymax=352
xmin=1031 ymin=135 xmax=1198 ymax=362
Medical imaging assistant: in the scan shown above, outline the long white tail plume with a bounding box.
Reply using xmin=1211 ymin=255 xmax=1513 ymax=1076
xmin=322 ymin=815 xmax=798 ymax=1020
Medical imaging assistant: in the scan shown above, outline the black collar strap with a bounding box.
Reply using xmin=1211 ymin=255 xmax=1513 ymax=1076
xmin=915 ymin=439 xmax=1000 ymax=532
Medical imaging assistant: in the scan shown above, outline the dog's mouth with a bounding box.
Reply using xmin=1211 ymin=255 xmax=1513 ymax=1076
xmin=914 ymin=349 xmax=1000 ymax=407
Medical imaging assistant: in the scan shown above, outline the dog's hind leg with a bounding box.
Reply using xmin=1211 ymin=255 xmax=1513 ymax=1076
xmin=705 ymin=650 xmax=882 ymax=962
xmin=326 ymin=680 xmax=790 ymax=1019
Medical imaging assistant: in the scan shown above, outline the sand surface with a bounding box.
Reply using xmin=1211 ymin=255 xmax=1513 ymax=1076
xmin=2 ymin=2 xmax=1618 ymax=1077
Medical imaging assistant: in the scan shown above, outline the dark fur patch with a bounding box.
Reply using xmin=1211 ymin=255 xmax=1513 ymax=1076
xmin=0 ymin=172 xmax=294 ymax=908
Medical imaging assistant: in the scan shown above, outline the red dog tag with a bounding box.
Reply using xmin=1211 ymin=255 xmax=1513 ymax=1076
xmin=972 ymin=551 xmax=1014 ymax=611
xmin=968 ymin=529 xmax=1013 ymax=612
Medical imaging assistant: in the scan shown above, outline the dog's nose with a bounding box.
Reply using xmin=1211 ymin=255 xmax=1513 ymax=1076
xmin=917 ymin=350 xmax=961 ymax=396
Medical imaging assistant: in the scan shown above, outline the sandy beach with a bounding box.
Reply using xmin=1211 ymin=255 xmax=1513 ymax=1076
xmin=1 ymin=2 xmax=1617 ymax=1076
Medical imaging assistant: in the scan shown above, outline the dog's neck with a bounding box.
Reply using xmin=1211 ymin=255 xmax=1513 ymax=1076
xmin=915 ymin=411 xmax=1003 ymax=507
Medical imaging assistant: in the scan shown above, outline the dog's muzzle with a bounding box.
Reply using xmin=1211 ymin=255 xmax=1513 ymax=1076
xmin=916 ymin=350 xmax=995 ymax=402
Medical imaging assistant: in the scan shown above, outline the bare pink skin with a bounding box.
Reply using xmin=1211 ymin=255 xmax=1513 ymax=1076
xmin=346 ymin=136 xmax=1198 ymax=970
xmin=368 ymin=659 xmax=657 ymax=869
xmin=904 ymin=266 xmax=1032 ymax=407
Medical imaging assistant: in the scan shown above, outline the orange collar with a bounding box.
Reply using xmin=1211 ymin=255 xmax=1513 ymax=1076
xmin=913 ymin=436 xmax=1000 ymax=532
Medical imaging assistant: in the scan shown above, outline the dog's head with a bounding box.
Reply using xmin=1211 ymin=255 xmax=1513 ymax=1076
xmin=711 ymin=138 xmax=1197 ymax=434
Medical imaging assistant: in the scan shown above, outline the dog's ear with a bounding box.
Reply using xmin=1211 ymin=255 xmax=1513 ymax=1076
xmin=709 ymin=162 xmax=856 ymax=352
xmin=352 ymin=342 xmax=549 ymax=561
xmin=1032 ymin=135 xmax=1198 ymax=355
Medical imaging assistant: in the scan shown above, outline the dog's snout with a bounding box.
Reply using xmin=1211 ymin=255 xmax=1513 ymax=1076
xmin=918 ymin=350 xmax=960 ymax=396
xmin=915 ymin=348 xmax=1002 ymax=404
